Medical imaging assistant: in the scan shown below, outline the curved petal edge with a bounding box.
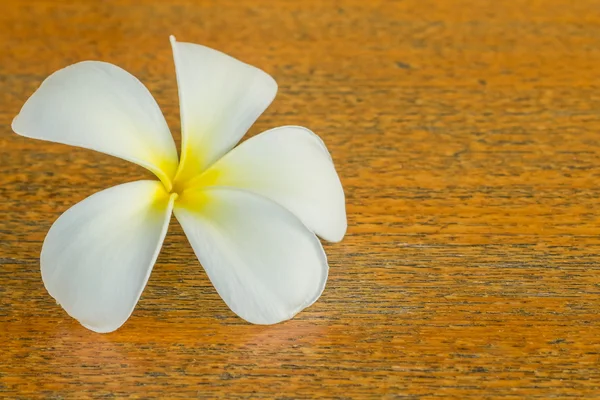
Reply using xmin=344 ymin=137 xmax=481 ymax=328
xmin=188 ymin=126 xmax=347 ymax=242
xmin=170 ymin=35 xmax=278 ymax=185
xmin=41 ymin=180 xmax=175 ymax=333
xmin=174 ymin=187 xmax=328 ymax=324
xmin=12 ymin=61 xmax=179 ymax=189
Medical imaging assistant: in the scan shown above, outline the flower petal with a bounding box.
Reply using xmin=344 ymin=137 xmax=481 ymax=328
xmin=174 ymin=187 xmax=328 ymax=324
xmin=41 ymin=180 xmax=175 ymax=333
xmin=12 ymin=62 xmax=179 ymax=190
xmin=187 ymin=126 xmax=347 ymax=242
xmin=170 ymin=36 xmax=277 ymax=186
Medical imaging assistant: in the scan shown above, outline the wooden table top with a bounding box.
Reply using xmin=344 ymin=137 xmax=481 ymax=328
xmin=2 ymin=0 xmax=600 ymax=398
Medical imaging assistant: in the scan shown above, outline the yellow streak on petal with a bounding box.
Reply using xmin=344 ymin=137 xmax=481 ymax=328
xmin=144 ymin=185 xmax=177 ymax=230
xmin=139 ymin=147 xmax=179 ymax=193
xmin=149 ymin=182 xmax=172 ymax=215
xmin=173 ymin=145 xmax=201 ymax=185
xmin=147 ymin=166 xmax=174 ymax=193
xmin=180 ymin=165 xmax=222 ymax=193
xmin=172 ymin=164 xmax=220 ymax=214
xmin=175 ymin=187 xmax=212 ymax=214
xmin=172 ymin=128 xmax=209 ymax=192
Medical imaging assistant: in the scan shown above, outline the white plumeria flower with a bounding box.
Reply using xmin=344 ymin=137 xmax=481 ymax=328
xmin=12 ymin=36 xmax=346 ymax=333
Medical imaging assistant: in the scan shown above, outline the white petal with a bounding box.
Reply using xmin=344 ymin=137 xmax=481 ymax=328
xmin=170 ymin=36 xmax=277 ymax=185
xmin=188 ymin=126 xmax=347 ymax=242
xmin=174 ymin=187 xmax=328 ymax=324
xmin=12 ymin=62 xmax=179 ymax=189
xmin=41 ymin=180 xmax=175 ymax=333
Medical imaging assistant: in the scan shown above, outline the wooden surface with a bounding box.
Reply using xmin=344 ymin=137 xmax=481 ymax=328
xmin=2 ymin=0 xmax=600 ymax=398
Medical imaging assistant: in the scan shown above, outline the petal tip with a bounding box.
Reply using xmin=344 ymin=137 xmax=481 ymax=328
xmin=81 ymin=321 xmax=121 ymax=334
xmin=11 ymin=113 xmax=21 ymax=135
xmin=326 ymin=228 xmax=347 ymax=244
xmin=11 ymin=101 xmax=29 ymax=137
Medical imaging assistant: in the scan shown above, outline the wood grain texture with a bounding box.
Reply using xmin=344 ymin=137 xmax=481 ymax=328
xmin=2 ymin=0 xmax=600 ymax=398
